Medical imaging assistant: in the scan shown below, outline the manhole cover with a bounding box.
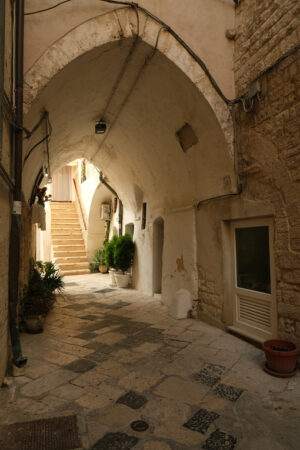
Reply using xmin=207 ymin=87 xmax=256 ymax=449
xmin=0 ymin=415 xmax=81 ymax=450
xmin=130 ymin=420 xmax=149 ymax=432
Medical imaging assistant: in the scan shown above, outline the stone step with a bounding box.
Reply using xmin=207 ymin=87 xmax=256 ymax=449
xmin=51 ymin=225 xmax=81 ymax=230
xmin=51 ymin=211 xmax=78 ymax=216
xmin=52 ymin=239 xmax=84 ymax=245
xmin=53 ymin=245 xmax=86 ymax=251
xmin=59 ymin=269 xmax=91 ymax=276
xmin=51 ymin=205 xmax=76 ymax=211
xmin=52 ymin=232 xmax=82 ymax=238
xmin=55 ymin=256 xmax=88 ymax=263
xmin=51 ymin=218 xmax=79 ymax=223
xmin=54 ymin=250 xmax=86 ymax=257
xmin=59 ymin=262 xmax=90 ymax=270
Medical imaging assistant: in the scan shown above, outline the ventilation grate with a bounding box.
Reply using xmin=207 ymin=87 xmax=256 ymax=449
xmin=238 ymin=295 xmax=271 ymax=332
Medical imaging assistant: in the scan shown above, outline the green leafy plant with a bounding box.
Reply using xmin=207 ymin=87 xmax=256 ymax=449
xmin=104 ymin=235 xmax=118 ymax=269
xmin=20 ymin=261 xmax=64 ymax=317
xmin=90 ymin=248 xmax=106 ymax=273
xmin=114 ymin=233 xmax=135 ymax=273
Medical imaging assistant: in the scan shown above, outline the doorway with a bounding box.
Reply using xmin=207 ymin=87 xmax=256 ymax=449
xmin=153 ymin=217 xmax=164 ymax=295
xmin=231 ymin=218 xmax=277 ymax=341
xmin=52 ymin=166 xmax=73 ymax=201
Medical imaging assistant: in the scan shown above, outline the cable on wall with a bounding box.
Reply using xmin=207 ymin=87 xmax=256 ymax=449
xmin=23 ymin=111 xmax=52 ymax=166
xmin=99 ymin=6 xmax=140 ymax=122
xmin=24 ymin=0 xmax=71 ymax=16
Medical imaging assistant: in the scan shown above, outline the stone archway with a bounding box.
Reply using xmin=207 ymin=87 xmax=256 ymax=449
xmin=23 ymin=7 xmax=233 ymax=152
xmin=21 ymin=6 xmax=237 ymax=302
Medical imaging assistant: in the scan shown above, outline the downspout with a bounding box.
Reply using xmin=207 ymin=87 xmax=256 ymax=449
xmin=99 ymin=171 xmax=123 ymax=236
xmin=0 ymin=0 xmax=5 ymax=157
xmin=8 ymin=0 xmax=27 ymax=368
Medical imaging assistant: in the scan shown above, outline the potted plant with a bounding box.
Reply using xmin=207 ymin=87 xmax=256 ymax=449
xmin=90 ymin=248 xmax=108 ymax=273
xmin=262 ymin=339 xmax=299 ymax=377
xmin=105 ymin=235 xmax=118 ymax=285
xmin=114 ymin=233 xmax=135 ymax=288
xmin=20 ymin=261 xmax=64 ymax=333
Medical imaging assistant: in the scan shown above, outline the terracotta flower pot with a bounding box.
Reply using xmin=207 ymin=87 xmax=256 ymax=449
xmin=24 ymin=315 xmax=45 ymax=334
xmin=262 ymin=339 xmax=298 ymax=377
xmin=98 ymin=264 xmax=108 ymax=274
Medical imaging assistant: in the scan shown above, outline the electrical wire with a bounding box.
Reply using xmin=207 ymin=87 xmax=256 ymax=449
xmin=24 ymin=0 xmax=71 ymax=16
xmin=23 ymin=0 xmax=300 ymax=108
xmin=99 ymin=4 xmax=140 ymax=121
xmin=98 ymin=0 xmax=243 ymax=106
xmin=91 ymin=24 xmax=165 ymax=163
xmin=23 ymin=111 xmax=52 ymax=166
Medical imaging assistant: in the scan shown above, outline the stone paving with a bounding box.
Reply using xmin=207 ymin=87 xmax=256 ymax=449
xmin=0 ymin=274 xmax=300 ymax=449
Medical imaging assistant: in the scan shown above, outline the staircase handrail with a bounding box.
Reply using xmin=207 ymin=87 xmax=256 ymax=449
xmin=73 ymin=178 xmax=87 ymax=230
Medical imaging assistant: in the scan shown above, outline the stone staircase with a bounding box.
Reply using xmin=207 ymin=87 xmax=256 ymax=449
xmin=50 ymin=201 xmax=90 ymax=276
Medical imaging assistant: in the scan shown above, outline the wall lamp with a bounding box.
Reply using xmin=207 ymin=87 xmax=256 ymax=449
xmin=95 ymin=119 xmax=107 ymax=134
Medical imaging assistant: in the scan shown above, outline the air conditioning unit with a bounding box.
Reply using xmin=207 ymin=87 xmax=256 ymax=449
xmin=100 ymin=203 xmax=111 ymax=220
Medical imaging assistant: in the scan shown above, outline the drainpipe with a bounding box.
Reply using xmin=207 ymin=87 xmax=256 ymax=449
xmin=0 ymin=0 xmax=5 ymax=156
xmin=8 ymin=0 xmax=27 ymax=368
xmin=99 ymin=171 xmax=123 ymax=236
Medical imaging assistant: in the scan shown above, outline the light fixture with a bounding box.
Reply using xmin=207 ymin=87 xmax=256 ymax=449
xmin=47 ymin=176 xmax=52 ymax=184
xmin=95 ymin=119 xmax=107 ymax=134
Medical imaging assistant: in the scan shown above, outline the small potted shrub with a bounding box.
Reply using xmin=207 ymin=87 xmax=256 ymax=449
xmin=90 ymin=248 xmax=108 ymax=273
xmin=105 ymin=235 xmax=118 ymax=285
xmin=114 ymin=233 xmax=135 ymax=288
xmin=20 ymin=261 xmax=64 ymax=333
xmin=262 ymin=339 xmax=299 ymax=377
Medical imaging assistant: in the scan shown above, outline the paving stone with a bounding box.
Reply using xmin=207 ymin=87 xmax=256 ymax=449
xmin=96 ymin=404 xmax=139 ymax=427
xmin=42 ymin=349 xmax=79 ymax=366
xmin=71 ymin=367 xmax=108 ymax=387
xmin=84 ymin=342 xmax=115 ymax=354
xmin=51 ymin=382 xmax=86 ymax=400
xmin=143 ymin=441 xmax=172 ymax=450
xmin=64 ymin=358 xmax=97 ymax=373
xmin=94 ymin=332 xmax=126 ymax=346
xmin=75 ymin=390 xmax=113 ymax=410
xmin=20 ymin=369 xmax=76 ymax=397
xmin=153 ymin=377 xmax=209 ymax=405
xmin=213 ymin=383 xmax=243 ymax=402
xmin=84 ymin=351 xmax=109 ymax=363
xmin=82 ymin=315 xmax=100 ymax=321
xmin=95 ymin=288 xmax=116 ymax=294
xmin=203 ymin=429 xmax=237 ymax=450
xmin=117 ymin=390 xmax=148 ymax=409
xmin=75 ymin=332 xmax=98 ymax=340
xmin=183 ymin=408 xmax=220 ymax=434
xmin=192 ymin=363 xmax=227 ymax=387
xmin=90 ymin=432 xmax=139 ymax=449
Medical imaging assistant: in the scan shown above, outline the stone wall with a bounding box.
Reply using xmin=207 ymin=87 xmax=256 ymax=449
xmin=234 ymin=0 xmax=300 ymax=343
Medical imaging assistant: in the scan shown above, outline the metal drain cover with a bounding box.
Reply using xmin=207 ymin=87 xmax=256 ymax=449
xmin=130 ymin=420 xmax=149 ymax=432
xmin=0 ymin=415 xmax=81 ymax=450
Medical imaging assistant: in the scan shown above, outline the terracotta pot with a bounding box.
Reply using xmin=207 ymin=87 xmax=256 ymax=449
xmin=98 ymin=264 xmax=108 ymax=274
xmin=262 ymin=339 xmax=298 ymax=375
xmin=24 ymin=315 xmax=45 ymax=334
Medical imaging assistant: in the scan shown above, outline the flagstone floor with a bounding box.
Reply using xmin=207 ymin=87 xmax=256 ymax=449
xmin=0 ymin=273 xmax=300 ymax=449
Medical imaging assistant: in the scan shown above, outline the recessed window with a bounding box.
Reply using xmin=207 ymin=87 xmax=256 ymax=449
xmin=125 ymin=223 xmax=134 ymax=237
xmin=142 ymin=203 xmax=147 ymax=230
xmin=176 ymin=123 xmax=198 ymax=152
